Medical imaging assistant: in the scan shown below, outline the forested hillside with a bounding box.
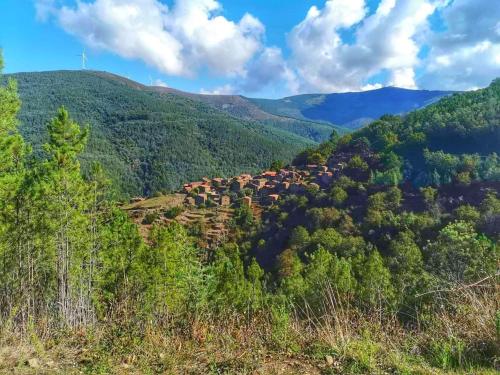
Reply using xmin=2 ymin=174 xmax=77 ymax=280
xmin=7 ymin=70 xmax=314 ymax=197
xmin=0 ymin=51 xmax=498 ymax=374
xmin=251 ymin=86 xmax=454 ymax=129
xmin=152 ymin=85 xmax=343 ymax=141
xmin=350 ymin=79 xmax=500 ymax=185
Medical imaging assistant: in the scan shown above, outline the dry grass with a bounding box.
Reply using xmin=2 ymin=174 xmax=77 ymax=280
xmin=122 ymin=194 xmax=186 ymax=210
xmin=0 ymin=285 xmax=497 ymax=374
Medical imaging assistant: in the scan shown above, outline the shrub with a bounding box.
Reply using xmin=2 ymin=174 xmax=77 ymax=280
xmin=164 ymin=206 xmax=184 ymax=219
xmin=142 ymin=211 xmax=160 ymax=224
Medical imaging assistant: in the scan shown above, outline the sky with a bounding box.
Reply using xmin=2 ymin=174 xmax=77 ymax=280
xmin=1 ymin=0 xmax=499 ymax=98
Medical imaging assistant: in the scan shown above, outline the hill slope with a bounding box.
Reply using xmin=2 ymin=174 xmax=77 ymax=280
xmin=9 ymin=70 xmax=314 ymax=197
xmin=250 ymin=86 xmax=454 ymax=129
xmin=350 ymin=79 xmax=500 ymax=184
xmin=150 ymin=85 xmax=343 ymax=142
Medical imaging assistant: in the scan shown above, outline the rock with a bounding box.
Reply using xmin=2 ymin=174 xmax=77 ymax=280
xmin=325 ymin=355 xmax=334 ymax=366
xmin=26 ymin=358 xmax=40 ymax=368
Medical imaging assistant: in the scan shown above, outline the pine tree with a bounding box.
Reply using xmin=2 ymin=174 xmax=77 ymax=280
xmin=354 ymin=250 xmax=395 ymax=310
xmin=0 ymin=50 xmax=30 ymax=324
xmin=35 ymin=107 xmax=91 ymax=325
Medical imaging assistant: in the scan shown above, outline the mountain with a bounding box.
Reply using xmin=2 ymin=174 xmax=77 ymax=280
xmin=150 ymin=85 xmax=344 ymax=142
xmin=250 ymin=86 xmax=455 ymax=129
xmin=150 ymin=85 xmax=453 ymax=134
xmin=8 ymin=70 xmax=315 ymax=197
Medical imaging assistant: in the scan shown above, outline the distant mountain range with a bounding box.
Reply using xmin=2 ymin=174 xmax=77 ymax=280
xmin=149 ymin=84 xmax=340 ymax=142
xmin=250 ymin=87 xmax=455 ymax=129
xmin=151 ymin=84 xmax=454 ymax=131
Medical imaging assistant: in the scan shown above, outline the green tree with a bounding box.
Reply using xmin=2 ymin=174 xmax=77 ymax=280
xmin=0 ymin=50 xmax=29 ymax=323
xmin=277 ymin=249 xmax=305 ymax=301
xmin=143 ymin=223 xmax=203 ymax=318
xmin=453 ymin=205 xmax=480 ymax=225
xmin=387 ymin=231 xmax=424 ymax=298
xmin=426 ymin=221 xmax=498 ymax=283
xmin=270 ymin=160 xmax=285 ymax=172
xmin=303 ymin=246 xmax=355 ymax=310
xmin=288 ymin=226 xmax=310 ymax=252
xmin=208 ymin=243 xmax=252 ymax=312
xmin=330 ymin=186 xmax=348 ymax=206
xmin=354 ymin=250 xmax=395 ymax=309
xmin=347 ymin=155 xmax=369 ymax=171
xmin=37 ymin=107 xmax=91 ymax=325
xmin=247 ymin=258 xmax=265 ymax=311
xmin=310 ymin=228 xmax=343 ymax=255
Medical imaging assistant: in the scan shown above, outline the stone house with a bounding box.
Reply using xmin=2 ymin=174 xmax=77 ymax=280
xmin=230 ymin=179 xmax=246 ymax=192
xmin=266 ymin=194 xmax=280 ymax=204
xmin=199 ymin=184 xmax=211 ymax=194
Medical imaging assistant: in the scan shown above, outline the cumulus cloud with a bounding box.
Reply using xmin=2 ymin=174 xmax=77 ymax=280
xmin=42 ymin=0 xmax=264 ymax=77
xmin=36 ymin=0 xmax=500 ymax=95
xmin=239 ymin=47 xmax=299 ymax=94
xmin=419 ymin=0 xmax=500 ymax=90
xmin=288 ymin=0 xmax=441 ymax=92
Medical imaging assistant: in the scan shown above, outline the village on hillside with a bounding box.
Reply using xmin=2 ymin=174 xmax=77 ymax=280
xmin=123 ymin=151 xmax=357 ymax=248
xmin=180 ymin=162 xmax=345 ymax=208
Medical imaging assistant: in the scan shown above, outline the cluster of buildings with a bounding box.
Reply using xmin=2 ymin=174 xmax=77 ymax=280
xmin=181 ymin=162 xmax=346 ymax=208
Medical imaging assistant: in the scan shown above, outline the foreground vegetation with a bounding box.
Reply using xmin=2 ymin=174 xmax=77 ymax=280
xmin=0 ymin=54 xmax=498 ymax=373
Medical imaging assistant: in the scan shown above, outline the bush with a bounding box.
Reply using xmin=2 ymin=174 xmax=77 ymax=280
xmin=164 ymin=206 xmax=184 ymax=219
xmin=142 ymin=211 xmax=160 ymax=224
xmin=330 ymin=186 xmax=348 ymax=206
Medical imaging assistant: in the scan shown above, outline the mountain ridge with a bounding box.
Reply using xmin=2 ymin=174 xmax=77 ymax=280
xmin=250 ymin=86 xmax=456 ymax=129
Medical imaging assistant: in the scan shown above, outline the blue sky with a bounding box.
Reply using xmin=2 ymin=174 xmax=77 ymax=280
xmin=1 ymin=0 xmax=499 ymax=98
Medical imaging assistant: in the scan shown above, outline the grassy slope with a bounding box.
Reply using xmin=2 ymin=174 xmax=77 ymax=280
xmin=9 ymin=70 xmax=314 ymax=197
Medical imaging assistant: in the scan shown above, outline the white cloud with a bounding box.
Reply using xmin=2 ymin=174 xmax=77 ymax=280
xmin=35 ymin=0 xmax=57 ymax=21
xmin=288 ymin=0 xmax=440 ymax=92
xmin=43 ymin=0 xmax=264 ymax=77
xmin=419 ymin=0 xmax=500 ymax=90
xmin=361 ymin=83 xmax=383 ymax=91
xmin=239 ymin=47 xmax=299 ymax=94
xmin=36 ymin=0 xmax=500 ymax=95
xmin=199 ymin=84 xmax=235 ymax=95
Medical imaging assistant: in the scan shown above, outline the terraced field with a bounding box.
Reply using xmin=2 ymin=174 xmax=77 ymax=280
xmin=123 ymin=194 xmax=235 ymax=248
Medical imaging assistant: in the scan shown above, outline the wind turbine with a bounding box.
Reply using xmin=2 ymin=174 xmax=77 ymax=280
xmin=77 ymin=49 xmax=88 ymax=70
